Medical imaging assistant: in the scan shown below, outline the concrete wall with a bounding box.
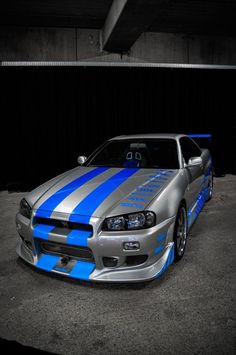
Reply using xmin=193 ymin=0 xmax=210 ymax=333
xmin=0 ymin=26 xmax=236 ymax=64
xmin=0 ymin=27 xmax=76 ymax=61
xmin=130 ymin=32 xmax=236 ymax=65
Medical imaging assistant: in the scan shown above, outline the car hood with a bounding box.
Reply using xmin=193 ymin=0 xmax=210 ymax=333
xmin=31 ymin=166 xmax=178 ymax=222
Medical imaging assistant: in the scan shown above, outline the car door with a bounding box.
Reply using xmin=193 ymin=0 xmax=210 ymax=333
xmin=179 ymin=137 xmax=203 ymax=209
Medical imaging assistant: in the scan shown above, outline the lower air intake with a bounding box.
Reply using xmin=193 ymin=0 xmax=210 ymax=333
xmin=126 ymin=255 xmax=148 ymax=266
xmin=39 ymin=240 xmax=94 ymax=262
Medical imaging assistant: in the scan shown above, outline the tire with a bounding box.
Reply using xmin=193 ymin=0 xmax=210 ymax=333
xmin=173 ymin=204 xmax=188 ymax=262
xmin=206 ymin=170 xmax=213 ymax=202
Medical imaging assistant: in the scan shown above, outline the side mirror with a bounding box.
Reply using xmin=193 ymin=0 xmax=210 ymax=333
xmin=186 ymin=156 xmax=202 ymax=167
xmin=77 ymin=156 xmax=87 ymax=165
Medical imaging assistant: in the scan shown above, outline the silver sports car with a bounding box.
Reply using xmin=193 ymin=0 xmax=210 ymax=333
xmin=16 ymin=134 xmax=213 ymax=282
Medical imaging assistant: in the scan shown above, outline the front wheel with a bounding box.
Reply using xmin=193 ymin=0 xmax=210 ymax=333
xmin=174 ymin=204 xmax=188 ymax=261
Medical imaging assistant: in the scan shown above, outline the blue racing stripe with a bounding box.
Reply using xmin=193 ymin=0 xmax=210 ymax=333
xmin=67 ymin=230 xmax=92 ymax=247
xmin=69 ymin=168 xmax=139 ymax=223
xmin=156 ymin=244 xmax=175 ymax=278
xmin=69 ymin=261 xmax=95 ymax=280
xmin=33 ymin=224 xmax=55 ymax=240
xmin=36 ymin=254 xmax=60 ymax=271
xmin=35 ymin=167 xmax=109 ymax=218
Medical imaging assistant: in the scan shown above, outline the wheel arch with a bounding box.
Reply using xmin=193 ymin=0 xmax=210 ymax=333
xmin=179 ymin=198 xmax=187 ymax=210
xmin=173 ymin=200 xmax=188 ymax=261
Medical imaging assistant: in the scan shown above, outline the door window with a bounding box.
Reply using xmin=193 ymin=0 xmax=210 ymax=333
xmin=180 ymin=137 xmax=201 ymax=163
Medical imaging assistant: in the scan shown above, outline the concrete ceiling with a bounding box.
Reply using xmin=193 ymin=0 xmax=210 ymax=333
xmin=0 ymin=0 xmax=113 ymax=28
xmin=149 ymin=0 xmax=236 ymax=36
xmin=1 ymin=0 xmax=235 ymax=53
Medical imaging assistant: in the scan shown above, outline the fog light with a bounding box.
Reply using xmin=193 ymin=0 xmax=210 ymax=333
xmin=103 ymin=257 xmax=118 ymax=267
xmin=123 ymin=242 xmax=140 ymax=250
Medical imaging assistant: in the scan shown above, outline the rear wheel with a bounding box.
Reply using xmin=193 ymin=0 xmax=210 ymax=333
xmin=174 ymin=204 xmax=188 ymax=261
xmin=206 ymin=170 xmax=213 ymax=201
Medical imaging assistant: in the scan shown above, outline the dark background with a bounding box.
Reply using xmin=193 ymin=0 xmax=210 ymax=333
xmin=1 ymin=66 xmax=235 ymax=191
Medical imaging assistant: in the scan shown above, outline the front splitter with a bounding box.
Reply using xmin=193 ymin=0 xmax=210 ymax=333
xmin=16 ymin=239 xmax=174 ymax=282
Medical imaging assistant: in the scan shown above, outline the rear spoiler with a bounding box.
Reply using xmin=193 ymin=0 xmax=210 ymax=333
xmin=188 ymin=134 xmax=212 ymax=142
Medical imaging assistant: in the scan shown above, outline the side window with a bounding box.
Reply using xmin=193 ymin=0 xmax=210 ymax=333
xmin=180 ymin=137 xmax=201 ymax=163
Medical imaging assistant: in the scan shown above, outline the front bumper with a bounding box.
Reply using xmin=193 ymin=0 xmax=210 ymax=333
xmin=16 ymin=212 xmax=176 ymax=282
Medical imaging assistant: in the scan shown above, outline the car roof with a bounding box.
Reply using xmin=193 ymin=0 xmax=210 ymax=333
xmin=110 ymin=133 xmax=185 ymax=140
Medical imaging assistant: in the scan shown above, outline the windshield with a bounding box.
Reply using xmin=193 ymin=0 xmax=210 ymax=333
xmin=86 ymin=139 xmax=179 ymax=169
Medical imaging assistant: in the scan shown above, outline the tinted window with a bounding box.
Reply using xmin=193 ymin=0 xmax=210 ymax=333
xmin=180 ymin=137 xmax=201 ymax=163
xmin=86 ymin=139 xmax=179 ymax=169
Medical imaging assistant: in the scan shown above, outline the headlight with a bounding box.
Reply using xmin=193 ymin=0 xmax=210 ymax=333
xmin=19 ymin=198 xmax=32 ymax=219
xmin=103 ymin=211 xmax=156 ymax=231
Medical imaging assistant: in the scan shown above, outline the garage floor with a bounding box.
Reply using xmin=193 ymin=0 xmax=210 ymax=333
xmin=0 ymin=176 xmax=235 ymax=355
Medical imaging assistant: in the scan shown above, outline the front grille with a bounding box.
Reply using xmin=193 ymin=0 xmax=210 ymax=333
xmin=33 ymin=217 xmax=93 ymax=233
xmin=39 ymin=240 xmax=94 ymax=262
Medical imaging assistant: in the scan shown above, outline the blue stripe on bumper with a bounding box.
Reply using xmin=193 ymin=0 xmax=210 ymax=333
xmin=36 ymin=254 xmax=60 ymax=271
xmin=35 ymin=167 xmax=109 ymax=218
xmin=154 ymin=245 xmax=165 ymax=254
xmin=33 ymin=224 xmax=55 ymax=240
xmin=156 ymin=244 xmax=175 ymax=278
xmin=69 ymin=168 xmax=139 ymax=223
xmin=157 ymin=233 xmax=167 ymax=242
xmin=67 ymin=229 xmax=92 ymax=247
xmin=36 ymin=254 xmax=95 ymax=281
xmin=33 ymin=223 xmax=92 ymax=247
xmin=69 ymin=261 xmax=95 ymax=280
